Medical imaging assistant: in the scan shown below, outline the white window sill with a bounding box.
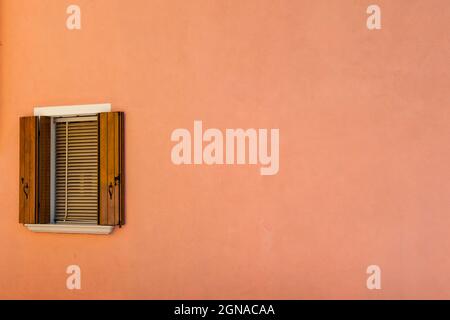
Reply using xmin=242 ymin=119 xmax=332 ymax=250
xmin=25 ymin=224 xmax=114 ymax=235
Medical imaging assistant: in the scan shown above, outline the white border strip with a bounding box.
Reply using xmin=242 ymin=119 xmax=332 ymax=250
xmin=25 ymin=224 xmax=114 ymax=235
xmin=34 ymin=103 xmax=111 ymax=117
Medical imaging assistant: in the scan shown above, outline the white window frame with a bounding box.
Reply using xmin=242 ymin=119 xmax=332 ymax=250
xmin=26 ymin=104 xmax=114 ymax=235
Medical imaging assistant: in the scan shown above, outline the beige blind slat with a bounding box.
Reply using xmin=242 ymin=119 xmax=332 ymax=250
xmin=55 ymin=118 xmax=98 ymax=224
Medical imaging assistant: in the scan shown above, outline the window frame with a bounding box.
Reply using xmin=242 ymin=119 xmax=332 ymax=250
xmin=26 ymin=103 xmax=114 ymax=235
xmin=53 ymin=115 xmax=100 ymax=225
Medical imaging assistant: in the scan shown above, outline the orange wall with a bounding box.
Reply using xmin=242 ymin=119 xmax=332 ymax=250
xmin=1 ymin=0 xmax=450 ymax=299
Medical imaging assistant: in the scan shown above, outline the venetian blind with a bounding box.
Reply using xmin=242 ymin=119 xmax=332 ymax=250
xmin=55 ymin=117 xmax=98 ymax=224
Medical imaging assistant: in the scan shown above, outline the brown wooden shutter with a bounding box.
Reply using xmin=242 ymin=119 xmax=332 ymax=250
xmin=38 ymin=117 xmax=51 ymax=224
xmin=99 ymin=112 xmax=124 ymax=226
xmin=19 ymin=116 xmax=51 ymax=224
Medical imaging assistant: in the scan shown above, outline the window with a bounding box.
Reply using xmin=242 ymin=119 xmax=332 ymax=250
xmin=55 ymin=116 xmax=99 ymax=225
xmin=19 ymin=105 xmax=124 ymax=233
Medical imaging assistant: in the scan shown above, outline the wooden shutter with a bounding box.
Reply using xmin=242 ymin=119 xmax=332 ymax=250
xmin=19 ymin=116 xmax=51 ymax=224
xmin=55 ymin=117 xmax=99 ymax=224
xmin=99 ymin=112 xmax=124 ymax=226
xmin=39 ymin=117 xmax=51 ymax=224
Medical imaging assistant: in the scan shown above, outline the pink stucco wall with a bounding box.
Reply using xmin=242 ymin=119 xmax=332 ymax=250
xmin=1 ymin=0 xmax=450 ymax=299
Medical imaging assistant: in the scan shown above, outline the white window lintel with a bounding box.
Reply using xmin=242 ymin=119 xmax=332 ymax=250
xmin=34 ymin=103 xmax=111 ymax=117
